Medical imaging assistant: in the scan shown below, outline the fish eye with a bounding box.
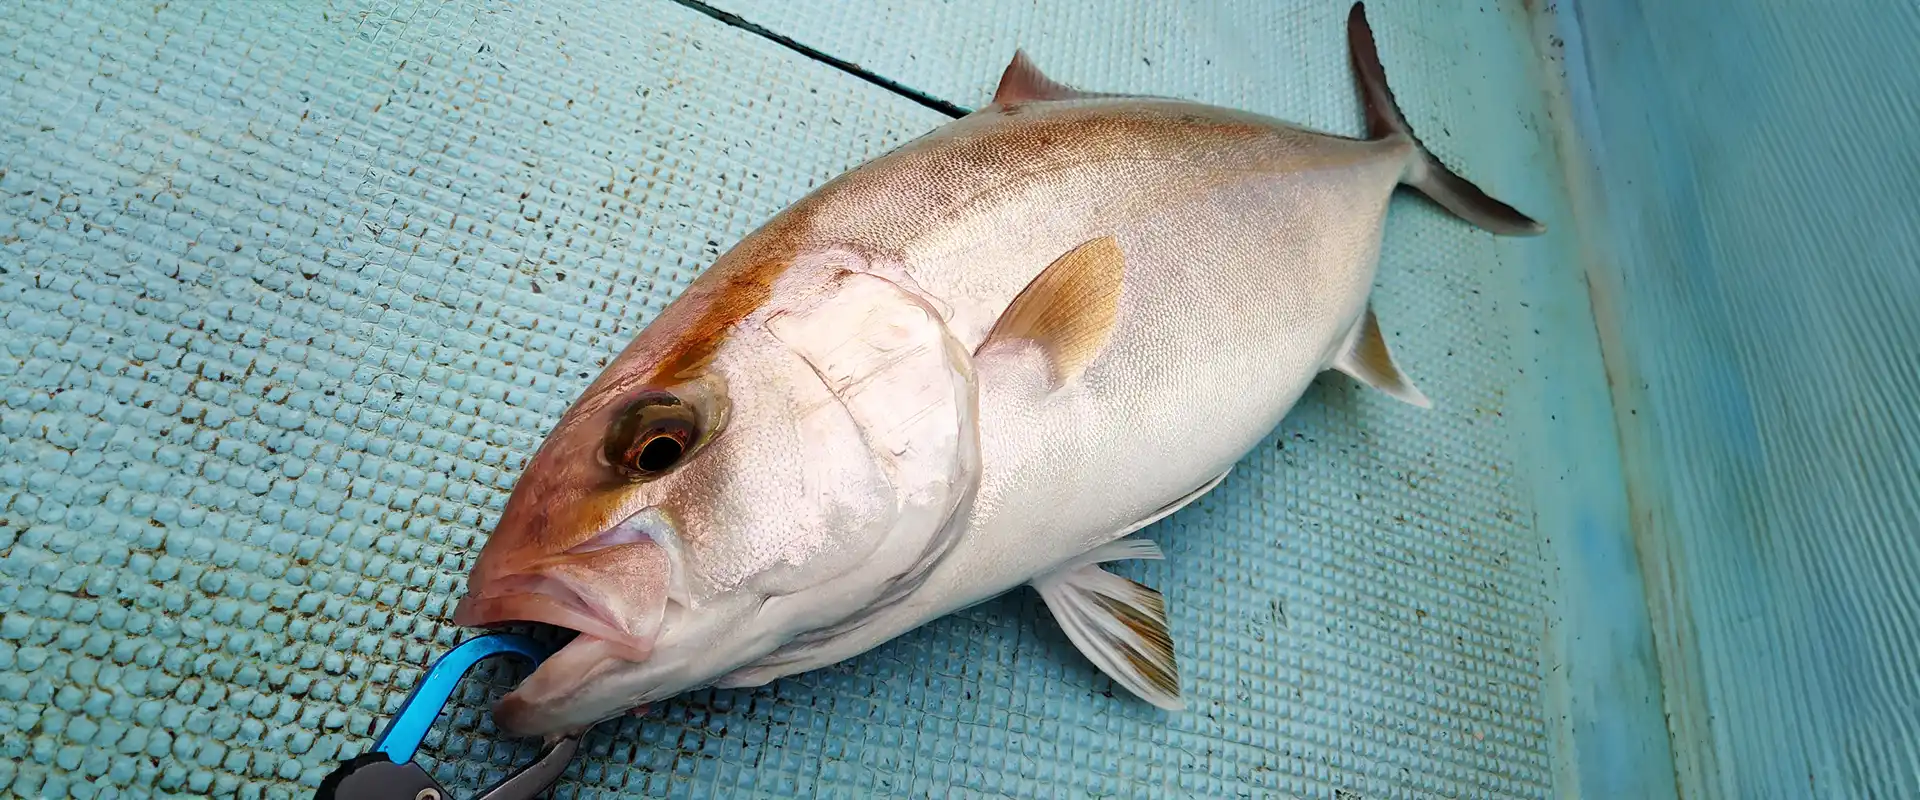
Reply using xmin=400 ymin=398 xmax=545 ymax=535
xmin=605 ymin=391 xmax=700 ymax=479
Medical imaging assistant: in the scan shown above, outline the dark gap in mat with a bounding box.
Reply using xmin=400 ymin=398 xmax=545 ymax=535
xmin=666 ymin=0 xmax=973 ymax=119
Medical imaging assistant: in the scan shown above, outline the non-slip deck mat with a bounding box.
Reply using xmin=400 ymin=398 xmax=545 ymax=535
xmin=2 ymin=0 xmax=1597 ymax=797
xmin=1564 ymin=0 xmax=1920 ymax=796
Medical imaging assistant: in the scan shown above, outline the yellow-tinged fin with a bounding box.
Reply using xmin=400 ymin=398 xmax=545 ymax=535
xmin=1031 ymin=538 xmax=1183 ymax=710
xmin=978 ymin=235 xmax=1125 ymax=388
xmin=1333 ymin=305 xmax=1432 ymax=408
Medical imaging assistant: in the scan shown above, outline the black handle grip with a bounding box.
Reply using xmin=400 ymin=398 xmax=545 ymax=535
xmin=314 ymin=752 xmax=452 ymax=800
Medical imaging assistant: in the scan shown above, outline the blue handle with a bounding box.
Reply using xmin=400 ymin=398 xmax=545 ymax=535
xmin=372 ymin=633 xmax=556 ymax=763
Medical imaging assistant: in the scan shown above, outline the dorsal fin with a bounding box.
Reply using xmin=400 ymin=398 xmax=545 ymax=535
xmin=994 ymin=50 xmax=1094 ymax=104
xmin=977 ymin=235 xmax=1125 ymax=387
xmin=1332 ymin=305 xmax=1432 ymax=408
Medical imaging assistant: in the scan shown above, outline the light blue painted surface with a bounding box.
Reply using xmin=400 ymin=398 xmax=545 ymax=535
xmin=0 ymin=0 xmax=1680 ymax=797
xmin=1558 ymin=0 xmax=1920 ymax=797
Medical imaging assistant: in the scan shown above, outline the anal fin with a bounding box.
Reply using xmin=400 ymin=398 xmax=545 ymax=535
xmin=1031 ymin=538 xmax=1183 ymax=710
xmin=1332 ymin=305 xmax=1432 ymax=408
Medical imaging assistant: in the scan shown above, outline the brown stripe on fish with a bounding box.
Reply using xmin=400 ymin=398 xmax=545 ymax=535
xmin=625 ymin=151 xmax=925 ymax=390
xmin=626 ymin=193 xmax=852 ymax=388
xmin=628 ymin=96 xmax=1384 ymax=393
xmin=640 ymin=246 xmax=791 ymax=385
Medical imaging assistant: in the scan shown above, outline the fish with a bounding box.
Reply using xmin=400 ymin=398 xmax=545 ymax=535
xmin=452 ymin=2 xmax=1543 ymax=738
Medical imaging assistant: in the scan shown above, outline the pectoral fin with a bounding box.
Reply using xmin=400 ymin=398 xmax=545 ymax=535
xmin=1332 ymin=305 xmax=1432 ymax=408
xmin=1031 ymin=538 xmax=1183 ymax=710
xmin=977 ymin=235 xmax=1125 ymax=388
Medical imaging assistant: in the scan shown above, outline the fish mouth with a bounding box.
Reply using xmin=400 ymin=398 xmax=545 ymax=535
xmin=454 ymin=507 xmax=679 ymax=663
xmin=452 ymin=572 xmax=657 ymax=663
xmin=452 ymin=570 xmax=660 ymax=736
xmin=491 ymin=634 xmax=640 ymax=736
xmin=453 ymin=507 xmax=680 ymax=735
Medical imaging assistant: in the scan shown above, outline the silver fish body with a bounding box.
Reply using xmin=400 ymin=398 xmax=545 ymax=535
xmin=454 ymin=2 xmax=1541 ymax=736
xmin=718 ymin=100 xmax=1415 ymax=675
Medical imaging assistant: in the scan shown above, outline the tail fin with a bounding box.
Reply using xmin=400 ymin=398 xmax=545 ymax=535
xmin=1347 ymin=3 xmax=1545 ymax=236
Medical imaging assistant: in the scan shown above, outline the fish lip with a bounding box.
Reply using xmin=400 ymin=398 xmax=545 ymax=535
xmin=452 ymin=573 xmax=656 ymax=662
xmin=457 ymin=507 xmax=680 ymax=734
xmin=492 ymin=635 xmax=637 ymax=737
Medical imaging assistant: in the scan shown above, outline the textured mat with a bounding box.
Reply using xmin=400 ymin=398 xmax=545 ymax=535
xmin=1562 ymin=0 xmax=1920 ymax=797
xmin=0 ymin=0 xmax=1640 ymax=797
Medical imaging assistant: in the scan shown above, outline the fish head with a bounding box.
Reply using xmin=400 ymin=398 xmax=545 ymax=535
xmin=454 ymin=251 xmax=979 ymax=737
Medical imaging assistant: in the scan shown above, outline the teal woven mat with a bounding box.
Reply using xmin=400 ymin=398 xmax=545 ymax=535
xmin=0 ymin=1 xmax=1650 ymax=797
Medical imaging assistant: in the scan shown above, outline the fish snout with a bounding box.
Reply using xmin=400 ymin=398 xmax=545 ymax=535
xmin=453 ymin=516 xmax=677 ymax=663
